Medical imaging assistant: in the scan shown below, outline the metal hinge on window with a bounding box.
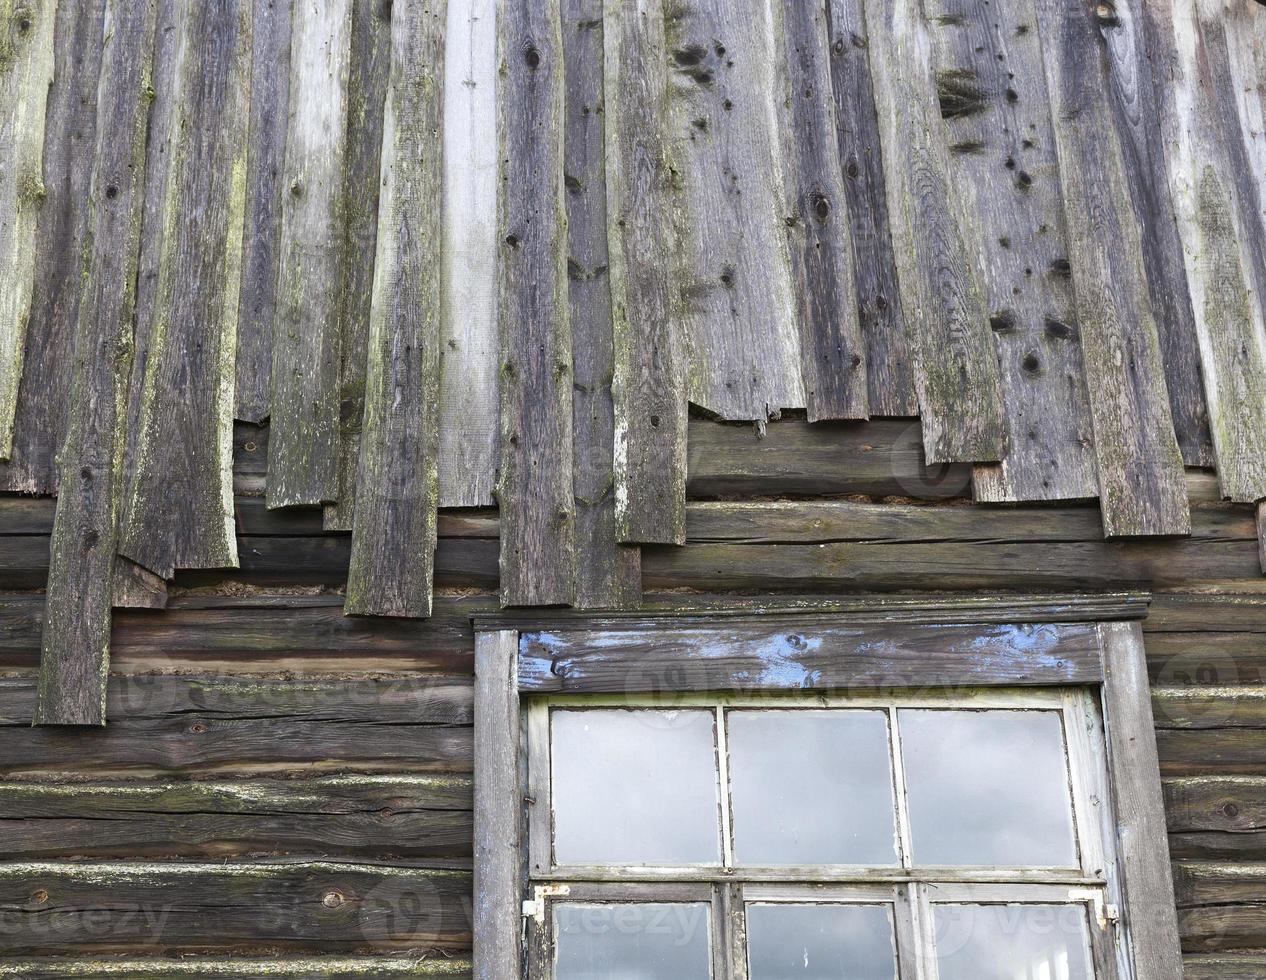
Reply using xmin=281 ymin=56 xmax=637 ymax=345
xmin=1068 ymin=888 xmax=1120 ymax=929
xmin=523 ymin=884 xmax=570 ymax=924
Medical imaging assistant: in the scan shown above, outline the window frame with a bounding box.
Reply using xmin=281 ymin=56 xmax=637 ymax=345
xmin=472 ymin=594 xmax=1181 ymax=980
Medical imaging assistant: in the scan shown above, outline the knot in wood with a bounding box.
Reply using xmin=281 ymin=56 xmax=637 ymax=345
xmin=29 ymin=889 xmax=48 ymax=906
xmin=322 ymin=890 xmax=346 ymax=908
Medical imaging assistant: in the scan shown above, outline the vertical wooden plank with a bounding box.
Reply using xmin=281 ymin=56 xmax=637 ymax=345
xmin=1033 ymin=0 xmax=1189 ymax=537
xmin=1099 ymin=621 xmax=1185 ymax=980
xmin=604 ymin=0 xmax=688 ymax=546
xmin=0 ymin=0 xmax=56 ymax=455
xmin=266 ymin=0 xmax=352 ymax=509
xmin=110 ymin=555 xmax=168 ymax=610
xmin=117 ymin=0 xmax=252 ymax=578
xmin=1166 ymin=0 xmax=1266 ymax=504
xmin=35 ymin=0 xmax=158 ymax=726
xmin=438 ymin=0 xmax=499 ymax=508
xmin=345 ymin=0 xmax=447 ymax=619
xmin=0 ymin=0 xmax=105 ymax=494
xmin=924 ymin=0 xmax=1097 ymax=502
xmin=498 ymin=0 xmax=575 ymax=606
xmin=563 ymin=0 xmax=641 ymax=607
xmin=1104 ymin=0 xmax=1214 ymax=469
xmin=663 ymin=0 xmax=805 ymax=422
xmin=823 ymin=0 xmax=917 ymax=417
xmin=473 ymin=629 xmax=521 ymax=980
xmin=234 ymin=0 xmax=293 ymax=424
xmin=324 ymin=0 xmax=393 ymax=532
xmin=776 ymin=0 xmax=867 ymax=422
xmin=864 ymin=0 xmax=1008 ymax=463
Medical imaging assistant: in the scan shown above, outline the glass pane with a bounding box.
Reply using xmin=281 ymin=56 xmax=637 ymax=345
xmin=551 ymin=709 xmax=721 ymax=865
xmin=933 ymin=903 xmax=1095 ymax=980
xmin=900 ymin=709 xmax=1078 ymax=866
xmin=554 ymin=902 xmax=712 ymax=979
xmin=747 ymin=903 xmax=898 ymax=979
xmin=728 ymin=710 xmax=898 ymax=865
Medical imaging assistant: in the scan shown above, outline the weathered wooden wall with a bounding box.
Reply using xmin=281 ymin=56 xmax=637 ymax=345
xmin=2 ymin=416 xmax=1266 ymax=975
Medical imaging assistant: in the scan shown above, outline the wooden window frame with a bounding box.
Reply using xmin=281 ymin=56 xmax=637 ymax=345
xmin=472 ymin=594 xmax=1182 ymax=980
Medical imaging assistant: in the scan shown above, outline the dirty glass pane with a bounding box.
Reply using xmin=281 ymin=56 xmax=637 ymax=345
xmin=899 ymin=709 xmax=1078 ymax=866
xmin=554 ymin=903 xmax=712 ymax=979
xmin=746 ymin=903 xmax=898 ymax=979
xmin=551 ymin=709 xmax=721 ymax=865
xmin=933 ymin=903 xmax=1094 ymax=980
xmin=728 ymin=710 xmax=898 ymax=865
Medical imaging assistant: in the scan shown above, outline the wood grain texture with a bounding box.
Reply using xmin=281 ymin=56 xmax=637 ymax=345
xmin=0 ymin=860 xmax=471 ymax=953
xmin=1166 ymin=0 xmax=1266 ymax=503
xmin=0 ymin=0 xmax=55 ymax=454
xmin=324 ymin=0 xmax=393 ymax=532
xmin=664 ymin=0 xmax=804 ymax=421
xmin=34 ymin=0 xmax=158 ymax=727
xmin=438 ymin=0 xmax=499 ymax=508
xmin=777 ymin=0 xmax=867 ymax=421
xmin=604 ymin=0 xmax=688 ymax=545
xmin=0 ymin=774 xmax=471 ymax=859
xmin=234 ymin=0 xmax=293 ymax=424
xmin=267 ymin=0 xmax=351 ymax=508
xmin=345 ymin=0 xmax=446 ymax=618
xmin=823 ymin=0 xmax=917 ymax=417
xmin=7 ymin=674 xmax=472 ymax=774
xmin=1033 ymin=0 xmax=1190 ymax=537
xmin=118 ymin=0 xmax=251 ymax=578
xmin=1173 ymin=861 xmax=1266 ymax=952
xmin=864 ymin=0 xmax=1006 ymax=463
xmin=563 ymin=0 xmax=641 ymax=606
xmin=472 ymin=630 xmax=519 ymax=980
xmin=1166 ymin=776 xmax=1266 ymax=862
xmin=519 ymin=620 xmax=1104 ymax=693
xmin=497 ymin=0 xmax=575 ymax=606
xmin=1104 ymin=0 xmax=1214 ymax=469
xmin=924 ymin=0 xmax=1097 ymax=502
xmin=0 ymin=0 xmax=106 ymax=493
xmin=1099 ymin=621 xmax=1186 ymax=980
xmin=109 ymin=555 xmax=168 ymax=611
xmin=0 ymin=959 xmax=472 ymax=978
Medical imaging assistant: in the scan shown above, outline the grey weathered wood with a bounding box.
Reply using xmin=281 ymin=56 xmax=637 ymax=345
xmin=1165 ymin=776 xmax=1266 ymax=858
xmin=1165 ymin=0 xmax=1266 ymax=504
xmin=34 ymin=0 xmax=158 ymax=727
xmin=1184 ymin=956 xmax=1266 ymax=980
xmin=109 ymin=555 xmax=168 ymax=611
xmin=1105 ymin=0 xmax=1214 ymax=469
xmin=234 ymin=0 xmax=293 ymax=424
xmin=0 ymin=774 xmax=471 ymax=859
xmin=267 ymin=0 xmax=352 ymax=508
xmin=777 ymin=0 xmax=867 ymax=421
xmin=498 ymin=0 xmax=575 ymax=606
xmin=118 ymin=0 xmax=251 ymax=578
xmin=1033 ymin=0 xmax=1190 ymax=537
xmin=604 ymin=0 xmax=688 ymax=545
xmin=925 ymin=0 xmax=1097 ymax=502
xmin=564 ymin=0 xmax=641 ymax=606
xmin=663 ymin=0 xmax=804 ymax=421
xmin=823 ymin=0 xmax=917 ymax=417
xmin=345 ymin=0 xmax=447 ymax=618
xmin=472 ymin=629 xmax=519 ymax=980
xmin=864 ymin=0 xmax=1006 ymax=463
xmin=0 ymin=0 xmax=106 ymax=493
xmin=7 ymin=674 xmax=473 ymax=773
xmin=519 ymin=619 xmax=1104 ymax=693
xmin=0 ymin=958 xmax=473 ymax=978
xmin=438 ymin=0 xmax=499 ymax=508
xmin=0 ymin=860 xmax=472 ymax=953
xmin=1099 ymin=620 xmax=1186 ymax=980
xmin=687 ymin=417 xmax=973 ymax=499
xmin=324 ymin=0 xmax=393 ymax=532
xmin=0 ymin=0 xmax=56 ymax=454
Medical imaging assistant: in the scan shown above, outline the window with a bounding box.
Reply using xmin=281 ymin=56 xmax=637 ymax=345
xmin=472 ymin=600 xmax=1183 ymax=980
xmin=524 ymin=690 xmax=1121 ymax=978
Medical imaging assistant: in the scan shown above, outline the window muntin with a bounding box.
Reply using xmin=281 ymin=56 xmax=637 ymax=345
xmin=527 ymin=689 xmax=1124 ymax=978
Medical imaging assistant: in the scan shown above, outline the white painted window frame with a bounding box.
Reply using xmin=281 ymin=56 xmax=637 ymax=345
xmin=472 ymin=595 xmax=1181 ymax=980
